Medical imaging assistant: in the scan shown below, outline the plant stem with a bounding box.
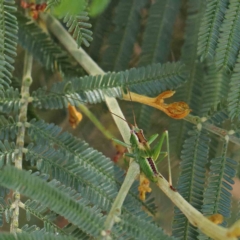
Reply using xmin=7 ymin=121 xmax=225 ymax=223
xmin=77 ymin=103 xmax=114 ymax=140
xmin=18 ymin=201 xmax=67 ymax=236
xmin=185 ymin=115 xmax=240 ymax=145
xmin=156 ymin=175 xmax=237 ymax=240
xmin=10 ymin=52 xmax=33 ymax=233
xmin=101 ymin=161 xmax=139 ymax=239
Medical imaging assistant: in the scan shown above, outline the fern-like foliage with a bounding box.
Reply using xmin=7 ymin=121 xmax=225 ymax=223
xmin=0 ymin=165 xmax=105 ymax=237
xmin=228 ymin=52 xmax=240 ymax=119
xmin=178 ymin=0 xmax=206 ymax=115
xmin=119 ymin=213 xmax=175 ymax=240
xmin=25 ymin=142 xmax=118 ymax=212
xmin=63 ymin=12 xmax=93 ymax=48
xmin=21 ymin=224 xmax=38 ymax=233
xmin=206 ymin=100 xmax=229 ymax=125
xmin=45 ymin=0 xmax=61 ymax=11
xmin=24 ymin=184 xmax=92 ymax=239
xmin=32 ymin=62 xmax=187 ymax=109
xmin=198 ymin=140 xmax=237 ymax=240
xmin=197 ymin=0 xmax=228 ymax=61
xmin=199 ymin=62 xmax=229 ymax=116
xmin=0 ymin=140 xmax=17 ymax=165
xmin=23 ymin=200 xmax=72 ymax=236
xmin=169 ymin=1 xmax=205 ymax=157
xmin=16 ymin=12 xmax=79 ymax=76
xmin=101 ymin=0 xmax=147 ymax=71
xmin=89 ymin=0 xmax=119 ymax=62
xmin=0 ymin=87 xmax=20 ymax=114
xmin=0 ymin=231 xmax=76 ymax=240
xmin=0 ymin=0 xmax=18 ymax=89
xmin=181 ymin=1 xmax=206 ymax=67
xmin=0 ymin=164 xmax=171 ymax=239
xmin=0 ymin=116 xmax=18 ymax=140
xmin=46 ymin=0 xmax=92 ymax=48
xmin=215 ymin=0 xmax=240 ymax=70
xmin=172 ymin=127 xmax=210 ymax=240
xmin=139 ymin=0 xmax=181 ymax=66
xmin=137 ymin=0 xmax=181 ymax=133
xmin=0 ymin=196 xmax=11 ymax=227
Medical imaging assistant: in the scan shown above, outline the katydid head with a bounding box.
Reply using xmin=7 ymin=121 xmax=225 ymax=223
xmin=109 ymin=111 xmax=147 ymax=145
xmin=130 ymin=125 xmax=147 ymax=145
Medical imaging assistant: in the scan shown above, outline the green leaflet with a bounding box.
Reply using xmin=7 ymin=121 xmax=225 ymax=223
xmin=0 ymin=0 xmax=18 ymax=89
xmin=101 ymin=0 xmax=147 ymax=71
xmin=0 ymin=231 xmax=76 ymax=240
xmin=215 ymin=0 xmax=240 ymax=70
xmin=197 ymin=0 xmax=228 ymax=61
xmin=0 ymin=165 xmax=104 ymax=237
xmin=16 ymin=12 xmax=80 ymax=76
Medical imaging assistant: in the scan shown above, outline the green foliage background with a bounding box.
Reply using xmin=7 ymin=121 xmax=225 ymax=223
xmin=0 ymin=0 xmax=240 ymax=239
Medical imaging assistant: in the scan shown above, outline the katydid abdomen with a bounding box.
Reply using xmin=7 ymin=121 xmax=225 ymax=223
xmin=139 ymin=156 xmax=161 ymax=182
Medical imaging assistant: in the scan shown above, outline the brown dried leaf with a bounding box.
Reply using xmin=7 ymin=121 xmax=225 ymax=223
xmin=138 ymin=173 xmax=152 ymax=201
xmin=162 ymin=101 xmax=191 ymax=119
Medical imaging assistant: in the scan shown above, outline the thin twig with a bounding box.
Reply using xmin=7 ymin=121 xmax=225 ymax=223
xmin=10 ymin=52 xmax=33 ymax=233
xmin=100 ymin=161 xmax=140 ymax=239
xmin=185 ymin=115 xmax=240 ymax=145
xmin=77 ymin=103 xmax=114 ymax=140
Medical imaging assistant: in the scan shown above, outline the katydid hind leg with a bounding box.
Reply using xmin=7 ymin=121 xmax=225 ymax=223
xmin=165 ymin=130 xmax=173 ymax=188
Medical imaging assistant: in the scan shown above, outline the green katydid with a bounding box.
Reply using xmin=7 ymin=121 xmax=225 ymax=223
xmin=111 ymin=111 xmax=174 ymax=188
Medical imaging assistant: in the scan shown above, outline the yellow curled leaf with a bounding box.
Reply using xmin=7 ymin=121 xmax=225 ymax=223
xmin=138 ymin=173 xmax=152 ymax=201
xmin=157 ymin=90 xmax=176 ymax=100
xmin=68 ymin=104 xmax=82 ymax=129
xmin=207 ymin=213 xmax=223 ymax=225
xmin=122 ymin=90 xmax=191 ymax=119
xmin=227 ymin=220 xmax=240 ymax=237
